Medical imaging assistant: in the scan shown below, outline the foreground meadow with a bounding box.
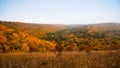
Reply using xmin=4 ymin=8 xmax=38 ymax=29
xmin=0 ymin=51 xmax=120 ymax=68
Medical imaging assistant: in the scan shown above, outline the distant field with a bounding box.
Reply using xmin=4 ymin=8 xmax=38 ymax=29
xmin=0 ymin=51 xmax=120 ymax=68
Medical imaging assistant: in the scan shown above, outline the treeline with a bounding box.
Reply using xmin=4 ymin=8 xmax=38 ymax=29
xmin=0 ymin=21 xmax=120 ymax=53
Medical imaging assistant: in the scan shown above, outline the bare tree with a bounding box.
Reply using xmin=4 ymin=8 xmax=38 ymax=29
xmin=55 ymin=42 xmax=63 ymax=56
xmin=84 ymin=46 xmax=91 ymax=54
xmin=79 ymin=45 xmax=84 ymax=52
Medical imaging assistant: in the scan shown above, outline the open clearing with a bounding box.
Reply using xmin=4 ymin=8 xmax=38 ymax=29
xmin=0 ymin=51 xmax=120 ymax=68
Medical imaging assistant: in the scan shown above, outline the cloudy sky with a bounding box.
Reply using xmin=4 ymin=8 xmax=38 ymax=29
xmin=0 ymin=0 xmax=120 ymax=24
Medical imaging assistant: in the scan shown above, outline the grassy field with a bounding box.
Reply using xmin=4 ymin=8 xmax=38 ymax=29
xmin=0 ymin=51 xmax=120 ymax=68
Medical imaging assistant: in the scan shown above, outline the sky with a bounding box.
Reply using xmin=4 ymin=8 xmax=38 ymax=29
xmin=0 ymin=0 xmax=120 ymax=24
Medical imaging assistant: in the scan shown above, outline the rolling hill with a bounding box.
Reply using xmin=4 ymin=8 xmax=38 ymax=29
xmin=44 ymin=23 xmax=120 ymax=51
xmin=0 ymin=21 xmax=66 ymax=52
xmin=0 ymin=21 xmax=120 ymax=52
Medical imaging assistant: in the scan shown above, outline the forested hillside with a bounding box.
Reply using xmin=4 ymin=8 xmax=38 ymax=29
xmin=0 ymin=21 xmax=66 ymax=52
xmin=0 ymin=21 xmax=120 ymax=53
xmin=0 ymin=21 xmax=67 ymax=38
xmin=44 ymin=23 xmax=120 ymax=51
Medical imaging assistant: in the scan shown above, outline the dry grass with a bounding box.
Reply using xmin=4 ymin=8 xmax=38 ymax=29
xmin=0 ymin=51 xmax=120 ymax=68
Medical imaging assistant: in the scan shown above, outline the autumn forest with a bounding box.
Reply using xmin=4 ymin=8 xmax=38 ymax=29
xmin=0 ymin=21 xmax=120 ymax=53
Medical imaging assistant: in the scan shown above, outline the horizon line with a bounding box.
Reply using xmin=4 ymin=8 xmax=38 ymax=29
xmin=0 ymin=20 xmax=120 ymax=25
